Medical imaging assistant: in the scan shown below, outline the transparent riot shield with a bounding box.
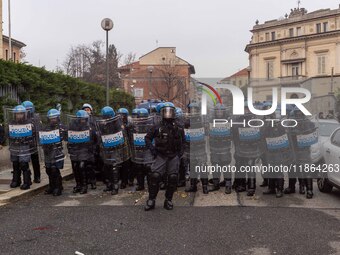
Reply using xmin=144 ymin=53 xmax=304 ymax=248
xmin=37 ymin=115 xmax=66 ymax=165
xmin=130 ymin=116 xmax=155 ymax=165
xmin=96 ymin=115 xmax=130 ymax=165
xmin=5 ymin=108 xmax=37 ymax=159
xmin=232 ymin=117 xmax=265 ymax=159
xmin=67 ymin=115 xmax=93 ymax=162
xmin=288 ymin=116 xmax=319 ymax=164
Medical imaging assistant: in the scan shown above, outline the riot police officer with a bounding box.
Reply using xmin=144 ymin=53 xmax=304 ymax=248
xmin=96 ymin=106 xmax=122 ymax=195
xmin=117 ymin=108 xmax=131 ymax=189
xmin=22 ymin=101 xmax=41 ymax=183
xmin=8 ymin=105 xmax=34 ymax=190
xmin=67 ymin=110 xmax=95 ymax=194
xmin=284 ymin=108 xmax=317 ymax=199
xmin=144 ymin=102 xmax=185 ymax=211
xmin=232 ymin=103 xmax=265 ymax=196
xmin=184 ymin=102 xmax=209 ymax=194
xmin=40 ymin=109 xmax=66 ymax=196
xmin=208 ymin=103 xmax=233 ymax=194
xmin=82 ymin=103 xmax=97 ymax=190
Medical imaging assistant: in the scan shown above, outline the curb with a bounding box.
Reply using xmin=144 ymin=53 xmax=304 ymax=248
xmin=0 ymin=167 xmax=73 ymax=205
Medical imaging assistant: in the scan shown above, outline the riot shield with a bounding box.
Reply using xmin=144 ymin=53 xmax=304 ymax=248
xmin=67 ymin=115 xmax=93 ymax=162
xmin=232 ymin=116 xmax=265 ymax=159
xmin=130 ymin=116 xmax=155 ymax=165
xmin=37 ymin=115 xmax=65 ymax=165
xmin=288 ymin=116 xmax=318 ymax=164
xmin=96 ymin=115 xmax=130 ymax=165
xmin=6 ymin=108 xmax=37 ymax=159
xmin=264 ymin=123 xmax=294 ymax=166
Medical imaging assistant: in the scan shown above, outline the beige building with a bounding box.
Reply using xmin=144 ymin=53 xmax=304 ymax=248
xmin=220 ymin=68 xmax=249 ymax=87
xmin=245 ymin=6 xmax=340 ymax=105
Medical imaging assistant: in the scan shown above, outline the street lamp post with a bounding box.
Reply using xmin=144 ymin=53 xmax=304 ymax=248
xmin=147 ymin=66 xmax=154 ymax=99
xmin=101 ymin=18 xmax=114 ymax=106
xmin=8 ymin=0 xmax=12 ymax=61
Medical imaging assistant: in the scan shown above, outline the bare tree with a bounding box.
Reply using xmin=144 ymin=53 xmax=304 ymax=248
xmin=63 ymin=41 xmax=122 ymax=88
xmin=123 ymin=52 xmax=136 ymax=65
xmin=152 ymin=59 xmax=186 ymax=105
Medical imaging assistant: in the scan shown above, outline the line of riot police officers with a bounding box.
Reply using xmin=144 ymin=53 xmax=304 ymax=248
xmin=5 ymin=99 xmax=318 ymax=206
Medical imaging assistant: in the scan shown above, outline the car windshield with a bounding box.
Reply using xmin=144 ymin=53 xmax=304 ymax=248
xmin=318 ymin=122 xmax=340 ymax=136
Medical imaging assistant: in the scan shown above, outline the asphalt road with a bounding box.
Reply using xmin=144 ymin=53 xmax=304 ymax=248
xmin=0 ymin=181 xmax=340 ymax=255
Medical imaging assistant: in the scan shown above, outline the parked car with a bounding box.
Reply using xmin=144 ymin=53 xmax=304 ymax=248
xmin=311 ymin=118 xmax=340 ymax=164
xmin=318 ymin=127 xmax=340 ymax=193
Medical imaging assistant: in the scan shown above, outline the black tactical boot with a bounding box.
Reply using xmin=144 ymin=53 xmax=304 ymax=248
xmin=299 ymin=179 xmax=305 ymax=195
xmin=79 ymin=170 xmax=87 ymax=194
xmin=208 ymin=178 xmax=220 ymax=192
xmin=284 ymin=178 xmax=296 ymax=194
xmin=144 ymin=199 xmax=156 ymax=211
xmin=10 ymin=162 xmax=21 ymax=188
xmin=276 ymin=178 xmax=284 ymax=198
xmin=111 ymin=184 xmax=119 ymax=195
xmin=53 ymin=176 xmax=63 ymax=196
xmin=185 ymin=178 xmax=197 ymax=192
xmin=225 ymin=179 xmax=232 ymax=194
xmin=247 ymin=176 xmax=256 ymax=196
xmin=202 ymin=179 xmax=209 ymax=194
xmin=163 ymin=199 xmax=174 ymax=210
xmin=305 ymin=178 xmax=313 ymax=199
xmin=263 ymin=179 xmax=276 ymax=195
xmin=20 ymin=170 xmax=31 ymax=190
xmin=45 ymin=168 xmax=54 ymax=195
xmin=73 ymin=164 xmax=82 ymax=193
xmin=259 ymin=178 xmax=268 ymax=187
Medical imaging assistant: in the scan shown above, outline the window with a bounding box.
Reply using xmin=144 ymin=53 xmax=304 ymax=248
xmin=296 ymin=27 xmax=302 ymax=36
xmin=5 ymin=50 xmax=8 ymax=60
xmin=317 ymin=55 xmax=326 ymax=74
xmin=271 ymin=31 xmax=276 ymax=40
xmin=13 ymin=52 xmax=16 ymax=62
xmin=289 ymin=28 xmax=294 ymax=37
xmin=266 ymin=61 xmax=274 ymax=80
xmin=265 ymin=32 xmax=270 ymax=41
xmin=316 ymin=23 xmax=321 ymax=33
xmin=323 ymin=22 xmax=328 ymax=32
xmin=292 ymin=64 xmax=299 ymax=76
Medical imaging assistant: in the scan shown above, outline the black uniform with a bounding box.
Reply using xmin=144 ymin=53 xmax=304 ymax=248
xmin=39 ymin=120 xmax=66 ymax=196
xmin=145 ymin=119 xmax=185 ymax=210
xmin=30 ymin=113 xmax=41 ymax=183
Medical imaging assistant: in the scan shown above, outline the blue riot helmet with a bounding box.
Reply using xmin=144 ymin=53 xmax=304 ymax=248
xmin=132 ymin=108 xmax=139 ymax=118
xmin=156 ymin=103 xmax=165 ymax=114
xmin=22 ymin=101 xmax=35 ymax=113
xmin=117 ymin=108 xmax=129 ymax=116
xmin=160 ymin=102 xmax=176 ymax=120
xmin=175 ymin=107 xmax=183 ymax=118
xmin=138 ymin=108 xmax=149 ymax=118
xmin=13 ymin=105 xmax=27 ymax=122
xmin=47 ymin=109 xmax=60 ymax=124
xmin=150 ymin=105 xmax=157 ymax=114
xmin=76 ymin=110 xmax=89 ymax=118
xmin=101 ymin=106 xmax=115 ymax=118
xmin=47 ymin=109 xmax=60 ymax=118
xmin=187 ymin=102 xmax=200 ymax=114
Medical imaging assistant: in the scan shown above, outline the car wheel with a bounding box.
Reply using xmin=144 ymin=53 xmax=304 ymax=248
xmin=317 ymin=175 xmax=333 ymax=193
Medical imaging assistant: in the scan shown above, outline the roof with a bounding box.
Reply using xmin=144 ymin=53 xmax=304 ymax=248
xmin=220 ymin=68 xmax=249 ymax=82
xmin=2 ymin=35 xmax=26 ymax=48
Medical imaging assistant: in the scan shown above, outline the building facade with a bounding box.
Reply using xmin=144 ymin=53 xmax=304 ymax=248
xmin=245 ymin=6 xmax=340 ymax=109
xmin=119 ymin=47 xmax=195 ymax=107
xmin=0 ymin=0 xmax=3 ymax=59
xmin=2 ymin=35 xmax=26 ymax=62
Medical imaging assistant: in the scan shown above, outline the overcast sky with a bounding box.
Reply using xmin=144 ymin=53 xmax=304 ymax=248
xmin=2 ymin=0 xmax=340 ymax=77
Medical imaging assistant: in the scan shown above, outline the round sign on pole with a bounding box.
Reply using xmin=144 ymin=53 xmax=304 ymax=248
xmin=101 ymin=18 xmax=114 ymax=31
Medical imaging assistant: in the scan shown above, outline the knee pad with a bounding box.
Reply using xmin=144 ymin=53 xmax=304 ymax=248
xmin=149 ymin=172 xmax=161 ymax=182
xmin=168 ymin=174 xmax=178 ymax=185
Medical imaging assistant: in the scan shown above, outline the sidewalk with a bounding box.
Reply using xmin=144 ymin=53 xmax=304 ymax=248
xmin=0 ymin=162 xmax=73 ymax=206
